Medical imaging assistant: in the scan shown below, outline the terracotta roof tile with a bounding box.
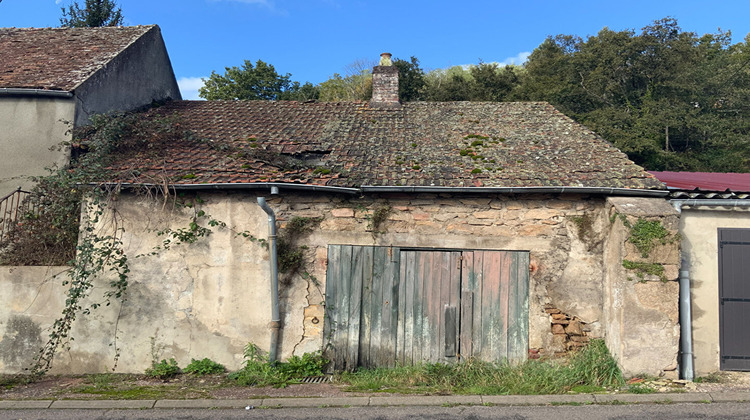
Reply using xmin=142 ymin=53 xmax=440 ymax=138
xmin=108 ymin=100 xmax=665 ymax=190
xmin=0 ymin=25 xmax=154 ymax=91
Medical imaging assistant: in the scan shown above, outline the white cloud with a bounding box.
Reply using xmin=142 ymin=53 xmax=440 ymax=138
xmin=56 ymin=0 xmax=63 ymax=4
xmin=499 ymin=51 xmax=531 ymax=66
xmin=177 ymin=77 xmax=206 ymax=101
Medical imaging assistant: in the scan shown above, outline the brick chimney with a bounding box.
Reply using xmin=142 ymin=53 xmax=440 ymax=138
xmin=370 ymin=52 xmax=400 ymax=109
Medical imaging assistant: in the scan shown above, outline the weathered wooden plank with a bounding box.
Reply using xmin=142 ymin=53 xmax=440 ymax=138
xmin=460 ymin=290 xmax=474 ymax=360
xmin=498 ymin=251 xmax=511 ymax=362
xmin=402 ymin=251 xmax=416 ymax=365
xmin=471 ymin=251 xmax=484 ymax=359
xmin=424 ymin=251 xmax=440 ymax=362
xmin=482 ymin=251 xmax=500 ymax=362
xmin=449 ymin=252 xmax=461 ymax=361
xmin=436 ymin=252 xmax=451 ymax=362
xmin=369 ymin=246 xmax=384 ymax=368
xmin=387 ymin=248 xmax=401 ymax=368
xmin=508 ymin=252 xmax=530 ymax=363
xmin=345 ymin=246 xmax=363 ymax=370
xmin=324 ymin=245 xmax=341 ymax=369
xmin=370 ymin=247 xmax=393 ymax=366
xmin=396 ymin=250 xmax=407 ymax=366
xmin=366 ymin=246 xmax=382 ymax=368
xmin=444 ymin=305 xmax=457 ymax=358
xmin=336 ymin=245 xmax=353 ymax=370
xmin=412 ymin=251 xmax=427 ymax=363
xmin=359 ymin=246 xmax=374 ymax=367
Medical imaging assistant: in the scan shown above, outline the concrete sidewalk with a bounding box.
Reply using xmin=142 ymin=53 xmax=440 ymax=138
xmin=0 ymin=392 xmax=748 ymax=410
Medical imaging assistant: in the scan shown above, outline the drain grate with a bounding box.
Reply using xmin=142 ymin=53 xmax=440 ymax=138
xmin=299 ymin=375 xmax=332 ymax=384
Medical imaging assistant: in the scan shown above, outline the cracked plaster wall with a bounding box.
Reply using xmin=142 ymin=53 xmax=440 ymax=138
xmin=603 ymin=197 xmax=681 ymax=378
xmin=0 ymin=192 xmax=678 ymax=374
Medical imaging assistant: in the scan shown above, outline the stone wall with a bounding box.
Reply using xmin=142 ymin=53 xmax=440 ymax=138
xmin=603 ymin=197 xmax=681 ymax=378
xmin=0 ymin=191 xmax=680 ymax=375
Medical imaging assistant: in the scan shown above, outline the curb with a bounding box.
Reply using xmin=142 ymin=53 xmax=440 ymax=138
xmin=1 ymin=392 xmax=748 ymax=410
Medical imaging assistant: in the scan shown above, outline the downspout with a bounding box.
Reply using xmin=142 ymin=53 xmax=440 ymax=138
xmin=257 ymin=186 xmax=280 ymax=363
xmin=679 ymin=256 xmax=694 ymax=381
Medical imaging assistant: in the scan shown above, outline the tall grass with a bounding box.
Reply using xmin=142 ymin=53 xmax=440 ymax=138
xmin=229 ymin=343 xmax=328 ymax=388
xmin=339 ymin=339 xmax=624 ymax=395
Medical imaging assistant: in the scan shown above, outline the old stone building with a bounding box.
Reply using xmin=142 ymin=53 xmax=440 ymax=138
xmin=1 ymin=61 xmax=681 ymax=377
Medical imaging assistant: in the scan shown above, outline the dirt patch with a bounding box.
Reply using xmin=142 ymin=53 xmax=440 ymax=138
xmin=0 ymin=374 xmax=373 ymax=401
xmin=3 ymin=371 xmax=750 ymax=400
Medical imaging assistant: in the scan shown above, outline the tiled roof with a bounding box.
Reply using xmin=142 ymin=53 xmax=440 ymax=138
xmin=0 ymin=25 xmax=154 ymax=91
xmin=649 ymin=171 xmax=750 ymax=193
xmin=108 ymin=100 xmax=665 ymax=190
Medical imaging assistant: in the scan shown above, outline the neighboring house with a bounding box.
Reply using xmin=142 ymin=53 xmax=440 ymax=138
xmin=1 ymin=62 xmax=681 ymax=377
xmin=0 ymin=25 xmax=181 ymax=198
xmin=650 ymin=171 xmax=750 ymax=377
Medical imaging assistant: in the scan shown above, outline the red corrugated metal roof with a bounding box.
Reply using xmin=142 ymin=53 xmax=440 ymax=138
xmin=648 ymin=171 xmax=750 ymax=192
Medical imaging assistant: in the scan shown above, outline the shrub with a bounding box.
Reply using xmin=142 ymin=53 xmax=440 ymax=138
xmin=145 ymin=358 xmax=180 ymax=379
xmin=229 ymin=343 xmax=329 ymax=388
xmin=183 ymin=358 xmax=226 ymax=375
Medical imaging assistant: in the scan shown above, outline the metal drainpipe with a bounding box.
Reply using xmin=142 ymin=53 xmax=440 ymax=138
xmin=257 ymin=186 xmax=280 ymax=363
xmin=679 ymin=256 xmax=694 ymax=381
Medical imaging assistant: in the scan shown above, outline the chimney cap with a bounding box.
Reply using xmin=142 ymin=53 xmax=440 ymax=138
xmin=379 ymin=52 xmax=393 ymax=66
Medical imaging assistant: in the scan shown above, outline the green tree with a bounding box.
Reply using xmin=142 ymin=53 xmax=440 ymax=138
xmin=422 ymin=65 xmax=474 ymax=101
xmin=199 ymin=60 xmax=309 ymax=101
xmin=518 ymin=18 xmax=750 ymax=171
xmin=469 ymin=61 xmax=521 ymax=101
xmin=393 ymin=56 xmax=426 ymax=101
xmin=60 ymin=0 xmax=123 ymax=28
xmin=318 ymin=71 xmax=372 ymax=101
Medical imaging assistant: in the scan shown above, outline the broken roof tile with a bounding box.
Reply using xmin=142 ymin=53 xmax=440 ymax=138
xmin=107 ymin=100 xmax=665 ymax=190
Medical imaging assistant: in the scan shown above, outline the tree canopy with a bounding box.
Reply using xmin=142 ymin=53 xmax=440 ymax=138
xmin=199 ymin=59 xmax=318 ymax=101
xmin=517 ymin=18 xmax=750 ymax=171
xmin=200 ymin=18 xmax=750 ymax=172
xmin=60 ymin=0 xmax=124 ymax=28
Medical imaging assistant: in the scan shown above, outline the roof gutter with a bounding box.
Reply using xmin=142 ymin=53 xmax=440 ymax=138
xmin=105 ymin=183 xmax=667 ymax=197
xmin=670 ymin=199 xmax=750 ymax=213
xmin=111 ymin=182 xmax=360 ymax=195
xmin=0 ymin=88 xmax=73 ymax=98
xmin=360 ymin=186 xmax=669 ymax=197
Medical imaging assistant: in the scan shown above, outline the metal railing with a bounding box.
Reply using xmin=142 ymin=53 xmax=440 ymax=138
xmin=0 ymin=187 xmax=36 ymax=242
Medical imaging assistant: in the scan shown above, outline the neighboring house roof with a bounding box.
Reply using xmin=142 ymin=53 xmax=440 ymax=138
xmin=649 ymin=171 xmax=750 ymax=199
xmin=108 ymin=100 xmax=664 ymax=190
xmin=0 ymin=25 xmax=154 ymax=91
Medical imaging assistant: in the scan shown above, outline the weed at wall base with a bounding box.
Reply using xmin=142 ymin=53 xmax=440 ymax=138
xmin=338 ymin=339 xmax=623 ymax=395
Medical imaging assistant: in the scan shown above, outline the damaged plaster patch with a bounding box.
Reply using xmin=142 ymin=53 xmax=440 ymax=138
xmin=0 ymin=315 xmax=43 ymax=370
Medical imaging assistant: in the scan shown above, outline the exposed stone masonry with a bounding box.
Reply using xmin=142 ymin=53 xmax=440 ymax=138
xmin=545 ymin=305 xmax=591 ymax=355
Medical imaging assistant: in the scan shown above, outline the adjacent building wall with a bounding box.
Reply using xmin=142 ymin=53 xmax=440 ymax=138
xmin=680 ymin=207 xmax=750 ymax=376
xmin=0 ymin=96 xmax=75 ymax=198
xmin=72 ymin=26 xmax=181 ymax=126
xmin=0 ymin=191 xmax=680 ymax=375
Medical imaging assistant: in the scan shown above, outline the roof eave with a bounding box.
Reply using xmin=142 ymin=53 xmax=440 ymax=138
xmin=0 ymin=88 xmax=73 ymax=98
xmin=99 ymin=182 xmax=668 ymax=197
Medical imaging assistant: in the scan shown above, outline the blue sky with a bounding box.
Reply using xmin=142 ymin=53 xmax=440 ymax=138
xmin=1 ymin=0 xmax=749 ymax=99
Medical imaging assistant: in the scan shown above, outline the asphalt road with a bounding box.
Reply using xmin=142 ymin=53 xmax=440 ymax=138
xmin=1 ymin=402 xmax=749 ymax=420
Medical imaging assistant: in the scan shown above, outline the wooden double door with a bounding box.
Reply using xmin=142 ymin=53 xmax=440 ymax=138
xmin=324 ymin=246 xmax=529 ymax=370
